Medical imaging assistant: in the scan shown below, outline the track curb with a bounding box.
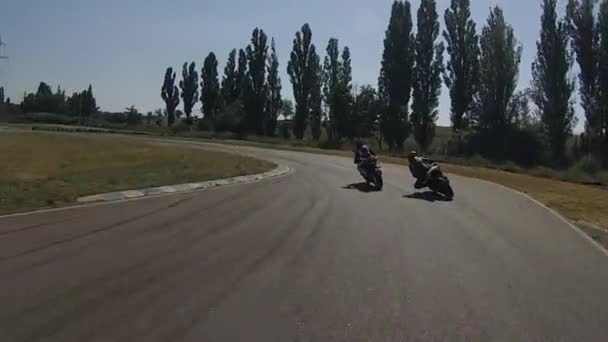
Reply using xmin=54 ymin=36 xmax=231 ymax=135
xmin=76 ymin=164 xmax=292 ymax=203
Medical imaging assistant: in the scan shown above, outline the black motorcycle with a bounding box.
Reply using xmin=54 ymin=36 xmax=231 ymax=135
xmin=426 ymin=165 xmax=454 ymax=199
xmin=359 ymin=157 xmax=384 ymax=190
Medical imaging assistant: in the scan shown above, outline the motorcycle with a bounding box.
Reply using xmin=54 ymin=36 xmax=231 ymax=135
xmin=426 ymin=164 xmax=454 ymax=199
xmin=359 ymin=156 xmax=384 ymax=190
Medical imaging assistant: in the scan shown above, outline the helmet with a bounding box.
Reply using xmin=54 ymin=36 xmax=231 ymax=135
xmin=408 ymin=151 xmax=417 ymax=163
xmin=355 ymin=141 xmax=364 ymax=150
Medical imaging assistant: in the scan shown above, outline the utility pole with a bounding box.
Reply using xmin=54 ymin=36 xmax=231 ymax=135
xmin=0 ymin=35 xmax=7 ymax=61
xmin=0 ymin=35 xmax=8 ymax=97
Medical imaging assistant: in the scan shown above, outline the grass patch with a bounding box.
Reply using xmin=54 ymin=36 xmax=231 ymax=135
xmin=559 ymin=165 xmax=597 ymax=184
xmin=0 ymin=132 xmax=274 ymax=214
xmin=572 ymin=154 xmax=603 ymax=175
xmin=498 ymin=161 xmax=523 ymax=173
xmin=597 ymin=170 xmax=608 ymax=185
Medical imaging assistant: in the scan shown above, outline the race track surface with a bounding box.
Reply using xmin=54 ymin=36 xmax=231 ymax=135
xmin=1 ymin=141 xmax=607 ymax=341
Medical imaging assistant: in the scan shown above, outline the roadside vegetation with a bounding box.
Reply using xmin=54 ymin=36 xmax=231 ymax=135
xmin=0 ymin=132 xmax=274 ymax=214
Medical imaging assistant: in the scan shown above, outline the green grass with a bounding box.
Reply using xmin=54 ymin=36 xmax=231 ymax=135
xmin=0 ymin=132 xmax=274 ymax=214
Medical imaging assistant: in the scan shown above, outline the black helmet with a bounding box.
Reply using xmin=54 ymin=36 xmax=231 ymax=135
xmin=355 ymin=141 xmax=364 ymax=149
xmin=408 ymin=151 xmax=417 ymax=162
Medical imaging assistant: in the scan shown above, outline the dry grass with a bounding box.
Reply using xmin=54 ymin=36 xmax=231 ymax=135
xmin=0 ymin=132 xmax=274 ymax=213
xmin=443 ymin=164 xmax=608 ymax=230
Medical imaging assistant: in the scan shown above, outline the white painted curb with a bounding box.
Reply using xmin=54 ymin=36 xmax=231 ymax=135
xmin=76 ymin=164 xmax=292 ymax=203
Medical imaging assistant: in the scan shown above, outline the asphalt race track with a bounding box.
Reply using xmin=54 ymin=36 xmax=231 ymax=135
xmin=1 ymin=140 xmax=607 ymax=341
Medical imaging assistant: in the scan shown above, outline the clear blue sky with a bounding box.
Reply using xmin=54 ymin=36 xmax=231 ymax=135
xmin=0 ymin=0 xmax=583 ymax=130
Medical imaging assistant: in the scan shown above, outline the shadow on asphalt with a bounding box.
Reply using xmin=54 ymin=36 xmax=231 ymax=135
xmin=403 ymin=191 xmax=453 ymax=202
xmin=342 ymin=182 xmax=379 ymax=193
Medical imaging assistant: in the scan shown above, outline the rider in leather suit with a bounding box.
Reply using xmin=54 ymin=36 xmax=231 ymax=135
xmin=408 ymin=151 xmax=437 ymax=189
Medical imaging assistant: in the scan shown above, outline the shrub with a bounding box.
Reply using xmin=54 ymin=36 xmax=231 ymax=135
xmin=317 ymin=137 xmax=337 ymax=150
xmin=278 ymin=121 xmax=291 ymax=139
xmin=215 ymin=101 xmax=244 ymax=133
xmin=596 ymin=170 xmax=608 ymax=185
xmin=506 ymin=127 xmax=545 ymax=166
xmin=560 ymin=165 xmax=596 ymax=184
xmin=442 ymin=131 xmax=468 ymax=156
xmin=23 ymin=112 xmax=78 ymax=125
xmin=197 ymin=118 xmax=213 ymax=131
xmin=499 ymin=161 xmax=522 ymax=173
xmin=464 ymin=126 xmax=544 ymax=166
xmin=125 ymin=108 xmax=143 ymax=126
xmin=170 ymin=120 xmax=192 ymax=134
xmin=469 ymin=154 xmax=491 ymax=167
xmin=103 ymin=112 xmax=127 ymax=124
xmin=529 ymin=167 xmax=560 ymax=179
xmin=574 ymin=154 xmax=602 ymax=175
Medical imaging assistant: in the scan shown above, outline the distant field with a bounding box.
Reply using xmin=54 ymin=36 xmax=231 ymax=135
xmin=0 ymin=132 xmax=274 ymax=214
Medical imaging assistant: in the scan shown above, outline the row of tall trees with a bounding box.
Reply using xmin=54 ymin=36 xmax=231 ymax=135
xmin=159 ymin=0 xmax=607 ymax=164
xmin=472 ymin=6 xmax=523 ymax=159
xmin=378 ymin=0 xmax=525 ymax=155
xmin=161 ymin=24 xmax=374 ymax=141
xmin=531 ymin=0 xmax=576 ymax=163
xmin=159 ymin=6 xmax=440 ymax=146
xmin=565 ymin=0 xmax=608 ymax=161
xmin=288 ymin=24 xmax=321 ymax=140
xmin=287 ymin=24 xmax=372 ymax=143
xmin=20 ymin=82 xmax=98 ymax=117
xmin=378 ymin=1 xmax=415 ymax=150
xmin=161 ymin=28 xmax=285 ymax=136
xmin=378 ymin=0 xmax=607 ymax=165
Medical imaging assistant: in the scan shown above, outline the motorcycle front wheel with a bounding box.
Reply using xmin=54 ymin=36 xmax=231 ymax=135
xmin=374 ymin=171 xmax=383 ymax=190
xmin=430 ymin=177 xmax=454 ymax=199
xmin=443 ymin=183 xmax=454 ymax=199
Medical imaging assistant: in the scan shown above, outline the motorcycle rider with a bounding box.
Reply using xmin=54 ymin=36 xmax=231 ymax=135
xmin=354 ymin=141 xmax=376 ymax=178
xmin=408 ymin=151 xmax=437 ymax=189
